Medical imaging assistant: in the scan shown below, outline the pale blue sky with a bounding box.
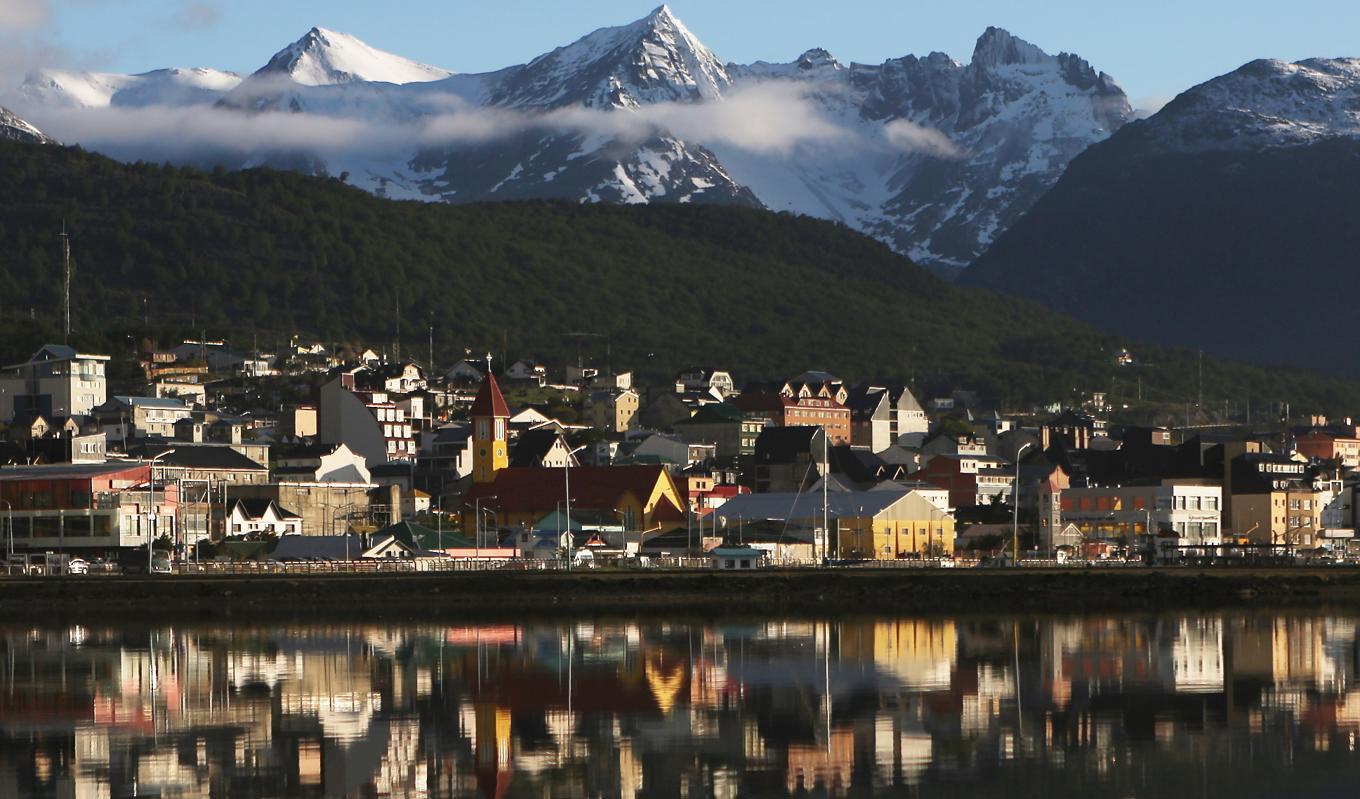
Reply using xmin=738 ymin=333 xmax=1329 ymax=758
xmin=17 ymin=0 xmax=1360 ymax=108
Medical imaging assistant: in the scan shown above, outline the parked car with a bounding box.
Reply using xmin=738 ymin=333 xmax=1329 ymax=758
xmin=118 ymin=551 xmax=173 ymax=575
xmin=66 ymin=558 xmax=90 ymax=575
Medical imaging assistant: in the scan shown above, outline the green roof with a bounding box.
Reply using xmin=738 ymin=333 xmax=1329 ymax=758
xmin=532 ymin=510 xmax=585 ymax=533
xmin=376 ymin=520 xmax=476 ymax=550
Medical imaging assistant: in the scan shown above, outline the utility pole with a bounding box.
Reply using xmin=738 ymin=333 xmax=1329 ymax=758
xmin=58 ymin=222 xmax=71 ymax=344
xmin=1197 ymin=349 xmax=1203 ymax=408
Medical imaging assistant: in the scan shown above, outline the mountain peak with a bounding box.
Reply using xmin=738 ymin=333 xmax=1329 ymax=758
xmin=645 ymin=4 xmax=677 ymax=23
xmin=796 ymin=48 xmax=842 ymax=71
xmin=971 ymin=27 xmax=1050 ymax=68
xmin=0 ymin=106 xmax=55 ymax=145
xmin=492 ymin=3 xmax=729 ymax=108
xmin=254 ymin=26 xmax=452 ymax=87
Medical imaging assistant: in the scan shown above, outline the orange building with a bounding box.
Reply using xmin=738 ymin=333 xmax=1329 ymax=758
xmin=1295 ymin=429 xmax=1360 ymax=469
xmin=733 ymin=380 xmax=851 ymax=445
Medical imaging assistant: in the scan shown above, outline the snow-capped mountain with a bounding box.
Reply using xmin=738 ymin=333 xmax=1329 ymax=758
xmin=254 ymin=27 xmax=453 ymax=87
xmin=0 ymin=106 xmax=54 ymax=144
xmin=718 ymin=26 xmax=1132 ymax=267
xmin=961 ymin=55 xmax=1360 ymax=373
xmin=222 ymin=27 xmax=453 ymax=112
xmin=5 ymin=6 xmax=1130 ymax=268
xmin=17 ymin=67 xmax=241 ymax=109
xmin=487 ymin=5 xmax=729 ymax=109
xmin=1115 ymin=57 xmax=1360 ymax=155
xmin=406 ymin=5 xmax=753 ymax=207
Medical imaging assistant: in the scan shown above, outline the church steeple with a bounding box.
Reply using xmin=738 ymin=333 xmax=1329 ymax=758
xmin=470 ymin=366 xmax=510 ymax=484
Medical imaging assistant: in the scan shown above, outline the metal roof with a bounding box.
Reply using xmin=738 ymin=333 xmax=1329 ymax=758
xmin=713 ymin=489 xmax=914 ymax=524
xmin=0 ymin=462 xmax=148 ymax=481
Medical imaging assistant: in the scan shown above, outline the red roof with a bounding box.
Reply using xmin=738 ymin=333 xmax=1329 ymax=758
xmin=469 ymin=372 xmax=510 ymax=418
xmin=464 ymin=465 xmax=681 ymax=516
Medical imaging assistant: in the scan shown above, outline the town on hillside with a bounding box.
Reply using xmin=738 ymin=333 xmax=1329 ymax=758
xmin=0 ymin=339 xmax=1352 ymax=573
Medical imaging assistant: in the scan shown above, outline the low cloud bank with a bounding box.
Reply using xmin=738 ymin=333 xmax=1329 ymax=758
xmin=25 ymin=80 xmax=964 ymax=165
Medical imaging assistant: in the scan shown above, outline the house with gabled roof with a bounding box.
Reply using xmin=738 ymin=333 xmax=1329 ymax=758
xmin=510 ymin=427 xmax=579 ymax=469
xmin=228 ymin=499 xmax=302 ymax=537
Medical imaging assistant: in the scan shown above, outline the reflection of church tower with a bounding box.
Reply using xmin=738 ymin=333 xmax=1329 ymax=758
xmin=474 ymin=703 xmax=513 ymax=799
xmin=470 ymin=369 xmax=510 ymax=484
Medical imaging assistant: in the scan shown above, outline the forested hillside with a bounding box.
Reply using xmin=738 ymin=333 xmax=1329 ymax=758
xmin=0 ymin=140 xmax=1357 ymax=412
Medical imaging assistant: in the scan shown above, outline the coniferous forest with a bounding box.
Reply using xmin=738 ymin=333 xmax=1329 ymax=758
xmin=1 ymin=139 xmax=1357 ymax=413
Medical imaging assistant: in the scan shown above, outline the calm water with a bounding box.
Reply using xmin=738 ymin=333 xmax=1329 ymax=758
xmin=2 ymin=613 xmax=1359 ymax=798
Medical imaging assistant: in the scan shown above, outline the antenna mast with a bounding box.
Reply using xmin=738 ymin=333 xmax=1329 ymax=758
xmin=59 ymin=222 xmax=71 ymax=343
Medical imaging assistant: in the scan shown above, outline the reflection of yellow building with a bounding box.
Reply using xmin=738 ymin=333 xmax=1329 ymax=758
xmin=645 ymin=654 xmax=687 ymax=715
xmin=841 ymin=620 xmax=958 ymax=690
xmin=1230 ymin=617 xmax=1341 ymax=689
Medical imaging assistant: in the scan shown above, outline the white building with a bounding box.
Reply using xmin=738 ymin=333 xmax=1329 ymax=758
xmin=227 ymin=499 xmax=303 ymax=537
xmin=0 ymin=344 xmax=109 ymax=423
xmin=1059 ymin=483 xmax=1224 ymax=549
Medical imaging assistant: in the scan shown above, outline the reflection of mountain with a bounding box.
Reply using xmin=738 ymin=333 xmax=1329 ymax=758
xmin=1 ymin=616 xmax=1359 ymax=798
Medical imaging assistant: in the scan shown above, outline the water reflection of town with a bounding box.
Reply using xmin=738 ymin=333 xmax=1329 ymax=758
xmin=3 ymin=614 xmax=1360 ymax=799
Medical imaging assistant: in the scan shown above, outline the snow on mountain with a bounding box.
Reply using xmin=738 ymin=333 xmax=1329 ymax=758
xmin=16 ymin=67 xmax=241 ymax=109
xmin=1119 ymin=57 xmax=1360 ymax=155
xmin=487 ymin=5 xmax=730 ymax=109
xmin=251 ymin=27 xmax=453 ymax=87
xmin=6 ymin=9 xmax=1130 ymax=269
xmin=0 ymin=106 xmax=54 ymax=144
xmin=717 ymin=26 xmax=1131 ymax=267
xmin=221 ymin=27 xmax=453 ymax=112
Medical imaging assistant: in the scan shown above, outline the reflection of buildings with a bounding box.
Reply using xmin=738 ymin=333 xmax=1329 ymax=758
xmin=2 ymin=614 xmax=1360 ymax=798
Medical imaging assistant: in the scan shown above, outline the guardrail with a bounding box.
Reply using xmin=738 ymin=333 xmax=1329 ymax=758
xmin=5 ymin=556 xmax=1360 ymax=578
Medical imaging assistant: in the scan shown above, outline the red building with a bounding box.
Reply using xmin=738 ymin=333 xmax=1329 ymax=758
xmin=0 ymin=463 xmax=179 ymax=555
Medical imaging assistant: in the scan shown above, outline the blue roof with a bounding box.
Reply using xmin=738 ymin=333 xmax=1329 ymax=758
xmin=711 ymin=547 xmax=764 ymax=558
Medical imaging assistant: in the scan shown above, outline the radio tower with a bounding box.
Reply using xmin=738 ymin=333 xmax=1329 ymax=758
xmin=58 ymin=222 xmax=71 ymax=344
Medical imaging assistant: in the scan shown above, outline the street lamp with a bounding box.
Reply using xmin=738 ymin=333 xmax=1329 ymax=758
xmin=1012 ymin=443 xmax=1034 ymax=567
xmin=144 ymin=449 xmax=177 ymax=574
xmin=474 ymin=495 xmax=497 ymax=551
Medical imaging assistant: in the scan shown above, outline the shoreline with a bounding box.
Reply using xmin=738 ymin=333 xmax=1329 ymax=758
xmin=5 ymin=567 xmax=1360 ymax=622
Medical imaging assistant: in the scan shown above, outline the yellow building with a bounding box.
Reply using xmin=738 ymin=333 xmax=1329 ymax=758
xmin=835 ymin=490 xmax=957 ymax=558
xmin=470 ymin=373 xmax=510 ymax=484
xmin=712 ymin=489 xmax=955 ymax=559
xmin=1232 ymin=487 xmax=1322 ymax=546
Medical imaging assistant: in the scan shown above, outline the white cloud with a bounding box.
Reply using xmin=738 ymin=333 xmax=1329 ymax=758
xmin=882 ymin=118 xmax=964 ymax=158
xmin=1132 ymin=95 xmax=1173 ymax=120
xmin=0 ymin=0 xmax=52 ymax=32
xmin=171 ymin=2 xmax=221 ymax=31
xmin=25 ymin=80 xmax=963 ymax=167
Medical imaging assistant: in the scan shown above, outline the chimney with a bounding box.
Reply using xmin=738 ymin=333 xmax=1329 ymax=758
xmin=176 ymin=420 xmax=203 ymax=443
xmin=389 ymin=484 xmax=402 ymax=524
